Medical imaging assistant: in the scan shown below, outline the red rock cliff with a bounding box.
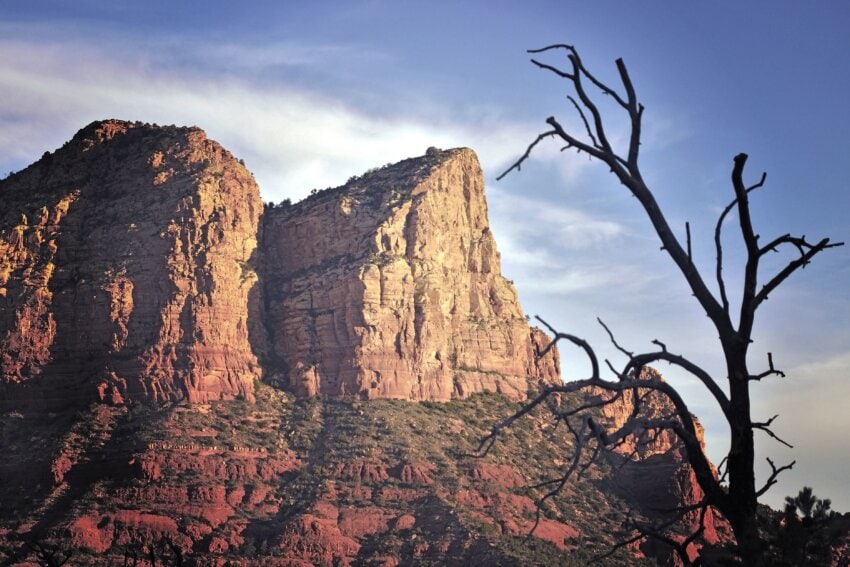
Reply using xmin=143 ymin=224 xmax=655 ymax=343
xmin=590 ymin=368 xmax=732 ymax=560
xmin=260 ymin=148 xmax=559 ymax=400
xmin=1 ymin=127 xmax=556 ymax=406
xmin=0 ymin=120 xmax=263 ymax=407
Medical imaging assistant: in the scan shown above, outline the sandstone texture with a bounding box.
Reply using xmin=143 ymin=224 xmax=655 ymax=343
xmin=261 ymin=148 xmax=558 ymax=401
xmin=0 ymin=121 xmax=264 ymax=406
xmin=0 ymin=122 xmax=750 ymax=565
xmin=1 ymin=125 xmax=555 ymax=407
xmin=0 ymin=389 xmax=599 ymax=566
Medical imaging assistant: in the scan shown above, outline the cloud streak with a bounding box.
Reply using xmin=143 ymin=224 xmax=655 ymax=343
xmin=0 ymin=34 xmax=578 ymax=203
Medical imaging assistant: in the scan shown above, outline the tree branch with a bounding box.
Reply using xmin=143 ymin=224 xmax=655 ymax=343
xmin=752 ymin=414 xmax=794 ymax=448
xmin=614 ymin=57 xmax=644 ymax=169
xmin=521 ymin=320 xmax=727 ymax=510
xmin=714 ymin=175 xmax=764 ymax=315
xmin=733 ymin=153 xmax=762 ymax=341
xmin=753 ymin=237 xmax=843 ymax=308
xmin=750 ymin=352 xmax=785 ymax=381
xmin=756 ymin=457 xmax=795 ymax=497
xmin=496 ymin=129 xmax=558 ymax=180
xmin=598 ymin=318 xmax=634 ymax=359
xmin=599 ymin=318 xmax=731 ymax=416
xmin=627 ymin=350 xmax=731 ymax=416
xmin=567 ymin=95 xmax=600 ymax=148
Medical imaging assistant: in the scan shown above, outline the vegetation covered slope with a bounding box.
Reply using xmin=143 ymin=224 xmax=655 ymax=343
xmin=0 ymin=383 xmax=666 ymax=566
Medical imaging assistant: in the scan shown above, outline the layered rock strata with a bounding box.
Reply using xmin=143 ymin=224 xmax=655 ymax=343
xmin=261 ymin=148 xmax=559 ymax=401
xmin=0 ymin=121 xmax=263 ymax=406
xmin=1 ymin=124 xmax=556 ymax=406
xmin=0 ymin=122 xmax=743 ymax=566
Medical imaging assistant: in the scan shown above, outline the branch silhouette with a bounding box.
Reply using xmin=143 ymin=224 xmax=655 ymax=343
xmin=489 ymin=43 xmax=843 ymax=565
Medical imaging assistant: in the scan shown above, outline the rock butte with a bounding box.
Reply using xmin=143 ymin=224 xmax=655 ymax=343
xmin=0 ymin=121 xmax=735 ymax=565
xmin=0 ymin=120 xmax=558 ymax=408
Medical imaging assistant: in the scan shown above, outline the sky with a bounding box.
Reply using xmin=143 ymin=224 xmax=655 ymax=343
xmin=1 ymin=1 xmax=848 ymax=512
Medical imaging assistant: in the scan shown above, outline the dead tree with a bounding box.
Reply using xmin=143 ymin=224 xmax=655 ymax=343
xmin=485 ymin=44 xmax=843 ymax=565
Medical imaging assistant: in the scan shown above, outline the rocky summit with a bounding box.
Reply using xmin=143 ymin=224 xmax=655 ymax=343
xmin=0 ymin=121 xmax=556 ymax=408
xmin=0 ymin=121 xmax=264 ymax=407
xmin=0 ymin=121 xmax=724 ymax=565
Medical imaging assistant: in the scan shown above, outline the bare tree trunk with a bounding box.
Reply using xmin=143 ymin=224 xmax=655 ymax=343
xmin=727 ymin=355 xmax=760 ymax=563
xmin=492 ymin=44 xmax=842 ymax=565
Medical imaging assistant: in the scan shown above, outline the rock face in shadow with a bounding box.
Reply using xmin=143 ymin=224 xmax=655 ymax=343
xmin=260 ymin=148 xmax=559 ymax=401
xmin=0 ymin=120 xmax=263 ymax=407
xmin=591 ymin=369 xmax=732 ymax=563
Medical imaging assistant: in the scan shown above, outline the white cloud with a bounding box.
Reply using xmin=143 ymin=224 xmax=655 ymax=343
xmin=518 ymin=264 xmax=662 ymax=296
xmin=0 ymin=39 xmax=426 ymax=193
xmin=489 ymin=185 xmax=625 ymax=249
xmin=0 ymin=35 xmax=581 ymax=203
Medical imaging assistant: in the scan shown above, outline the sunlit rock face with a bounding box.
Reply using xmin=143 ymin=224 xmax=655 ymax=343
xmin=1 ymin=125 xmax=556 ymax=408
xmin=260 ymin=147 xmax=559 ymax=401
xmin=0 ymin=122 xmax=751 ymax=566
xmin=0 ymin=120 xmax=263 ymax=407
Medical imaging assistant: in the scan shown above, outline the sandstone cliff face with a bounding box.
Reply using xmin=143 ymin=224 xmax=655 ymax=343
xmin=0 ymin=122 xmax=744 ymax=566
xmin=261 ymin=148 xmax=558 ymax=401
xmin=0 ymin=120 xmax=263 ymax=407
xmin=1 ymin=126 xmax=556 ymax=406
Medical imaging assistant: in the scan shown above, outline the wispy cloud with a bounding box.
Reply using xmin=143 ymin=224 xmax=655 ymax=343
xmin=0 ymin=34 xmax=578 ymax=201
xmin=489 ymin=185 xmax=625 ymax=250
xmin=0 ymin=37 xmax=430 ymax=191
xmin=187 ymin=41 xmax=392 ymax=73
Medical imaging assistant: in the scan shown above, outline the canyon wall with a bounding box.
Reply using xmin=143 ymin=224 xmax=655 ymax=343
xmin=0 ymin=122 xmax=736 ymax=566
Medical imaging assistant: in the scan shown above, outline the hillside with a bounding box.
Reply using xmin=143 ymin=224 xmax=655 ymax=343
xmin=0 ymin=384 xmax=652 ymax=565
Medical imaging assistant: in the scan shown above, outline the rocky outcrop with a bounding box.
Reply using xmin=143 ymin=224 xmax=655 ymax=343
xmin=0 ymin=121 xmax=753 ymax=566
xmin=1 ymin=125 xmax=554 ymax=407
xmin=261 ymin=148 xmax=558 ymax=401
xmin=0 ymin=389 xmax=593 ymax=566
xmin=0 ymin=120 xmax=263 ymax=407
xmin=591 ymin=368 xmax=731 ymax=561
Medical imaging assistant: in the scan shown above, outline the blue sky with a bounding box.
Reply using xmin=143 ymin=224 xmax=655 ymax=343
xmin=1 ymin=1 xmax=848 ymax=511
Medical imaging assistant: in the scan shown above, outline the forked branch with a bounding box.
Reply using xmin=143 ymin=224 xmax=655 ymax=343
xmin=757 ymin=457 xmax=796 ymax=497
xmin=479 ymin=317 xmax=727 ymax=555
xmin=494 ymin=43 xmax=841 ymax=565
